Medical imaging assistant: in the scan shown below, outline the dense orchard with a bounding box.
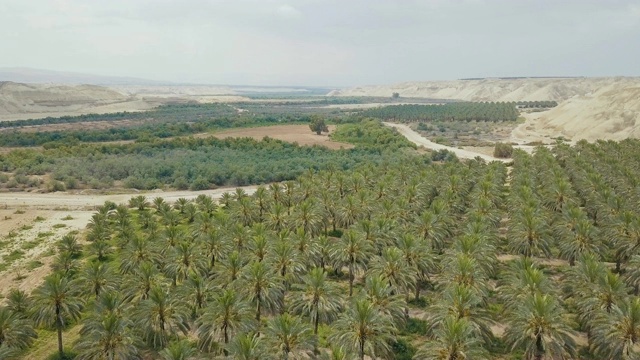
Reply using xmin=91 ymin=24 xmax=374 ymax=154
xmin=3 ymin=139 xmax=640 ymax=359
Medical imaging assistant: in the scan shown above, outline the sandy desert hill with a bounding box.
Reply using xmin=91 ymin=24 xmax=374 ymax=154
xmin=0 ymin=81 xmax=157 ymax=121
xmin=331 ymin=77 xmax=640 ymax=142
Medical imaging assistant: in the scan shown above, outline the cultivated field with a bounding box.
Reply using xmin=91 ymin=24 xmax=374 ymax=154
xmin=211 ymin=124 xmax=354 ymax=149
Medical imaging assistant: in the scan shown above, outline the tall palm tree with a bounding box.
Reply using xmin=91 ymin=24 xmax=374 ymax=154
xmin=504 ymin=292 xmax=576 ymax=360
xmin=267 ymin=238 xmax=304 ymax=308
xmin=414 ymin=315 xmax=488 ymax=360
xmin=165 ymin=241 xmax=207 ymax=285
xmin=123 ymin=262 xmax=164 ymax=302
xmin=291 ymin=268 xmax=343 ymax=335
xmin=367 ymin=247 xmax=416 ymax=298
xmin=508 ymin=206 xmax=553 ymax=258
xmin=226 ymin=332 xmax=265 ymax=360
xmin=395 ymin=234 xmax=435 ymax=301
xmin=330 ymin=297 xmax=396 ymax=360
xmin=77 ymin=261 xmax=118 ymax=300
xmin=592 ymin=297 xmax=640 ymax=359
xmin=241 ymin=261 xmax=283 ymax=322
xmin=179 ymin=271 xmax=212 ymax=314
xmin=196 ymin=288 xmax=252 ymax=353
xmin=74 ymin=311 xmax=140 ymax=360
xmin=427 ymin=283 xmax=493 ymax=342
xmin=119 ymin=235 xmax=160 ymax=275
xmin=265 ymin=313 xmax=314 ymax=360
xmin=5 ymin=289 xmax=31 ymax=318
xmin=557 ymin=218 xmax=602 ymax=266
xmin=133 ymin=285 xmax=189 ymax=349
xmin=159 ymin=339 xmax=197 ymax=360
xmin=363 ymin=275 xmax=407 ymax=327
xmin=32 ymin=273 xmax=84 ymax=358
xmin=57 ymin=233 xmax=82 ymax=259
xmin=333 ymin=229 xmax=373 ymax=297
xmin=0 ymin=307 xmax=37 ymax=356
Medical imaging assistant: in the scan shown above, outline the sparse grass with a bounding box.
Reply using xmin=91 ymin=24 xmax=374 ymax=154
xmin=37 ymin=232 xmax=54 ymax=239
xmin=14 ymin=209 xmax=26 ymax=214
xmin=34 ymin=216 xmax=46 ymax=222
xmin=27 ymin=259 xmax=44 ymax=270
xmin=61 ymin=215 xmax=74 ymax=221
xmin=20 ymin=224 xmax=34 ymax=231
xmin=22 ymin=239 xmax=42 ymax=250
xmin=52 ymin=223 xmax=67 ymax=229
xmin=0 ymin=239 xmax=9 ymax=250
xmin=7 ymin=230 xmax=18 ymax=238
xmin=4 ymin=249 xmax=25 ymax=264
xmin=41 ymin=247 xmax=56 ymax=257
xmin=4 ymin=215 xmax=12 ymax=220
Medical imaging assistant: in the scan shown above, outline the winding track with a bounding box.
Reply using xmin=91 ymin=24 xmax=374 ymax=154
xmin=384 ymin=122 xmax=509 ymax=163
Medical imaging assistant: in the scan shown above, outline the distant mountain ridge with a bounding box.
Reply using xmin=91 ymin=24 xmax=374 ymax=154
xmin=328 ymin=77 xmax=640 ymax=102
xmin=0 ymin=67 xmax=168 ymax=86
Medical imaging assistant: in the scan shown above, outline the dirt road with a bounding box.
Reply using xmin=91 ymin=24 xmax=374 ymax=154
xmin=384 ymin=122 xmax=509 ymax=162
xmin=0 ymin=186 xmax=259 ymax=210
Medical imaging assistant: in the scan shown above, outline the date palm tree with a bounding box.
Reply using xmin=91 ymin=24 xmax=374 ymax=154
xmin=504 ymin=292 xmax=576 ymax=360
xmin=226 ymin=332 xmax=265 ymax=360
xmin=5 ymin=289 xmax=31 ymax=318
xmin=77 ymin=261 xmax=118 ymax=300
xmin=133 ymin=285 xmax=189 ymax=349
xmin=592 ymin=297 xmax=640 ymax=359
xmin=508 ymin=205 xmax=553 ymax=258
xmin=196 ymin=288 xmax=252 ymax=353
xmin=368 ymin=247 xmax=416 ymax=298
xmin=291 ymin=268 xmax=343 ymax=335
xmin=241 ymin=261 xmax=283 ymax=322
xmin=159 ymin=339 xmax=197 ymax=360
xmin=395 ymin=233 xmax=435 ymax=301
xmin=0 ymin=307 xmax=37 ymax=356
xmin=333 ymin=229 xmax=373 ymax=297
xmin=75 ymin=310 xmax=140 ymax=360
xmin=414 ymin=315 xmax=488 ymax=360
xmin=558 ymin=218 xmax=602 ymax=266
xmin=265 ymin=313 xmax=315 ymax=360
xmin=330 ymin=297 xmax=396 ymax=360
xmin=32 ymin=273 xmax=84 ymax=358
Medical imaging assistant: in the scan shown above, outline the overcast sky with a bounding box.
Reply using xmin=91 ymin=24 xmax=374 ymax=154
xmin=1 ymin=0 xmax=639 ymax=86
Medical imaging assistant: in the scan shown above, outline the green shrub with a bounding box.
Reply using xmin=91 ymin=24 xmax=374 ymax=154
xmin=493 ymin=142 xmax=514 ymax=158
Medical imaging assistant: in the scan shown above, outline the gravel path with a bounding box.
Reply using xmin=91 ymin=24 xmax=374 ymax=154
xmin=384 ymin=122 xmax=510 ymax=162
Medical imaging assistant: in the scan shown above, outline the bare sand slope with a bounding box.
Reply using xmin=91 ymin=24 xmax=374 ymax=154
xmin=511 ymin=84 xmax=640 ymax=143
xmin=0 ymin=81 xmax=156 ymax=121
xmin=384 ymin=122 xmax=508 ymax=162
xmin=330 ymin=77 xmax=640 ymax=102
xmin=0 ymin=185 xmax=259 ymax=210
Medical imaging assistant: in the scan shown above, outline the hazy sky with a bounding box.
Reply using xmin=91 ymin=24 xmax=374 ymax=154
xmin=1 ymin=0 xmax=639 ymax=86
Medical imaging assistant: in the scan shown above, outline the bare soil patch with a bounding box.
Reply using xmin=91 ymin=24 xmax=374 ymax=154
xmin=211 ymin=124 xmax=354 ymax=150
xmin=0 ymin=210 xmax=92 ymax=297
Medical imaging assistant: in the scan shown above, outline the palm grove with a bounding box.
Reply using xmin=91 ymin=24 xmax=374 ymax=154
xmin=2 ymin=139 xmax=640 ymax=359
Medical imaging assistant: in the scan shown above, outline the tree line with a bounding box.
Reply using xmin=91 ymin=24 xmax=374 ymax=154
xmin=360 ymin=102 xmax=521 ymax=122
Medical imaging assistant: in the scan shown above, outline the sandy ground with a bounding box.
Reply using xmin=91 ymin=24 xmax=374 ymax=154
xmin=384 ymin=122 xmax=509 ymax=162
xmin=0 ymin=185 xmax=259 ymax=211
xmin=212 ymin=124 xmax=354 ymax=150
xmin=0 ymin=210 xmax=93 ymax=297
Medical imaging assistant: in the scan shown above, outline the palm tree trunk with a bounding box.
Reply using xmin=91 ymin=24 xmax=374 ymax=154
xmin=359 ymin=337 xmax=365 ymax=360
xmin=56 ymin=305 xmax=64 ymax=358
xmin=349 ymin=262 xmax=354 ymax=297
